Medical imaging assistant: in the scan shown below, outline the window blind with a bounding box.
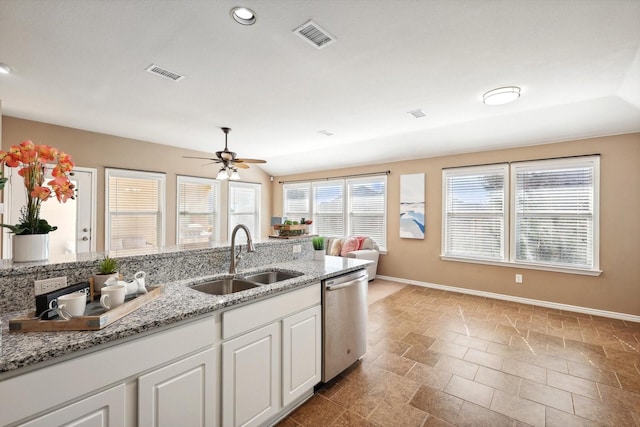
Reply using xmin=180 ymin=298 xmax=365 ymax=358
xmin=106 ymin=169 xmax=166 ymax=254
xmin=443 ymin=165 xmax=508 ymax=260
xmin=283 ymin=183 xmax=311 ymax=222
xmin=313 ymin=181 xmax=344 ymax=238
xmin=513 ymin=158 xmax=598 ymax=269
xmin=177 ymin=176 xmax=219 ymax=247
xmin=229 ymin=182 xmax=261 ymax=242
xmin=348 ymin=176 xmax=386 ymax=249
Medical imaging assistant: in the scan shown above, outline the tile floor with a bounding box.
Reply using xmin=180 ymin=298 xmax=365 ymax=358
xmin=278 ymin=279 xmax=640 ymax=426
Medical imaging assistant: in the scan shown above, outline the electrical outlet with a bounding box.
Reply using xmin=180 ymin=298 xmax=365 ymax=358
xmin=515 ymin=274 xmax=523 ymax=284
xmin=34 ymin=276 xmax=68 ymax=296
xmin=292 ymin=244 xmax=302 ymax=254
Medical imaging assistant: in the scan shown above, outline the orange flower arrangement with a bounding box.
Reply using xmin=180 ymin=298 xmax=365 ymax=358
xmin=0 ymin=140 xmax=75 ymax=234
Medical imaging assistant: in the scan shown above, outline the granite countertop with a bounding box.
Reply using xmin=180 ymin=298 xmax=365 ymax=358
xmin=0 ymin=256 xmax=369 ymax=375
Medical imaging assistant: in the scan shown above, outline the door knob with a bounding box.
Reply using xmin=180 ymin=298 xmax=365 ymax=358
xmin=82 ymin=228 xmax=89 ymax=232
xmin=82 ymin=236 xmax=89 ymax=241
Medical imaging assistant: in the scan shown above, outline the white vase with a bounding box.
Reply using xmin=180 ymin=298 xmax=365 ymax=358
xmin=313 ymin=249 xmax=325 ymax=261
xmin=13 ymin=234 xmax=49 ymax=262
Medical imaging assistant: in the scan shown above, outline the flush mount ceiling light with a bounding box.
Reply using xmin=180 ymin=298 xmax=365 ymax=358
xmin=0 ymin=63 xmax=11 ymax=75
xmin=231 ymin=7 xmax=256 ymax=25
xmin=482 ymin=86 xmax=521 ymax=105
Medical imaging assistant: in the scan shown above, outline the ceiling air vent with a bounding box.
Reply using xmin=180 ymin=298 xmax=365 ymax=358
xmin=293 ymin=20 xmax=336 ymax=49
xmin=145 ymin=64 xmax=185 ymax=82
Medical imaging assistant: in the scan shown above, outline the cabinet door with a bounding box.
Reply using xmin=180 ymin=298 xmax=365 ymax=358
xmin=18 ymin=384 xmax=125 ymax=427
xmin=138 ymin=348 xmax=216 ymax=427
xmin=282 ymin=305 xmax=322 ymax=407
xmin=222 ymin=322 xmax=280 ymax=427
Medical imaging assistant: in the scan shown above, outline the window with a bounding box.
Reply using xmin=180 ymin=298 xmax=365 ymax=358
xmin=313 ymin=181 xmax=344 ymax=238
xmin=228 ymin=181 xmax=261 ymax=242
xmin=282 ymin=175 xmax=387 ymax=250
xmin=105 ymin=168 xmax=166 ymax=254
xmin=347 ymin=176 xmax=386 ymax=248
xmin=177 ymin=176 xmax=220 ymax=248
xmin=512 ymin=157 xmax=599 ymax=270
xmin=283 ymin=183 xmax=310 ymax=222
xmin=441 ymin=156 xmax=600 ymax=274
xmin=442 ymin=164 xmax=509 ymax=261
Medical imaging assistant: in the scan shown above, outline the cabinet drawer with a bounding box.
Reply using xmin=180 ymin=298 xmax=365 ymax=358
xmin=222 ymin=284 xmax=320 ymax=340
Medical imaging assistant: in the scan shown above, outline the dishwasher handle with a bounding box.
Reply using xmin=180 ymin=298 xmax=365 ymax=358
xmin=325 ymin=273 xmax=367 ymax=291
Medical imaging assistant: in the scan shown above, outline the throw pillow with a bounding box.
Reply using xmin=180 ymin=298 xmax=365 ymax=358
xmin=341 ymin=237 xmax=360 ymax=256
xmin=354 ymin=236 xmax=367 ymax=250
xmin=329 ymin=238 xmax=343 ymax=256
xmin=360 ymin=237 xmax=375 ymax=250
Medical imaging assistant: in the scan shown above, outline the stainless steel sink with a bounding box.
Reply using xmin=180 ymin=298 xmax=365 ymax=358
xmin=190 ymin=278 xmax=259 ymax=295
xmin=241 ymin=270 xmax=303 ymax=285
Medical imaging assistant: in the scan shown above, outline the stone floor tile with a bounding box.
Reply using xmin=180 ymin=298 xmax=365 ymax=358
xmin=405 ymin=362 xmax=453 ymax=391
xmin=402 ymin=343 xmax=442 ymax=367
xmin=455 ymin=401 xmax=515 ymax=427
xmin=474 ymin=366 xmax=521 ymax=394
xmin=490 ymin=389 xmax=546 ymax=427
xmin=545 ymin=407 xmax=600 ymax=427
xmin=463 ymin=348 xmax=504 ymax=370
xmin=519 ymin=378 xmax=574 ymax=413
xmin=368 ymin=397 xmax=428 ymax=427
xmin=428 ymin=339 xmax=470 ymax=359
xmin=546 ymin=369 xmax=600 ymax=399
xmin=573 ymin=393 xmax=637 ymax=426
xmin=288 ymin=394 xmax=345 ymax=426
xmin=443 ymin=375 xmax=494 ymax=408
xmin=409 ymin=385 xmax=463 ymax=424
xmin=330 ymin=411 xmax=376 ymax=427
xmin=435 ymin=354 xmax=479 ymax=379
xmin=502 ymin=357 xmax=547 ymax=383
xmin=372 ymin=351 xmax=416 ymax=377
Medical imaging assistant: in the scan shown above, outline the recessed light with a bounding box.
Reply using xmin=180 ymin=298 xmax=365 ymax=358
xmin=483 ymin=86 xmax=521 ymax=105
xmin=0 ymin=63 xmax=11 ymax=75
xmin=231 ymin=7 xmax=256 ymax=25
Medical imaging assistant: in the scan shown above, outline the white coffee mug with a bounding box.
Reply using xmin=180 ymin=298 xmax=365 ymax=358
xmin=57 ymin=292 xmax=87 ymax=319
xmin=100 ymin=284 xmax=126 ymax=310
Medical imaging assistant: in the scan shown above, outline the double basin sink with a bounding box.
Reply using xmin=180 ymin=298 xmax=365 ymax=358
xmin=190 ymin=270 xmax=303 ymax=295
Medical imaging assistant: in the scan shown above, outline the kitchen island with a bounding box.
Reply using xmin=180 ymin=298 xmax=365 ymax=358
xmin=0 ymin=239 xmax=371 ymax=427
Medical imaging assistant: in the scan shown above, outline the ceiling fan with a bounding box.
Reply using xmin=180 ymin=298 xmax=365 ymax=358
xmin=184 ymin=127 xmax=266 ymax=178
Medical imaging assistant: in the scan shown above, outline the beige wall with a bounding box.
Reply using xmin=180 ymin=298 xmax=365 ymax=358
xmin=1 ymin=117 xmax=273 ymax=250
xmin=272 ymin=133 xmax=640 ymax=316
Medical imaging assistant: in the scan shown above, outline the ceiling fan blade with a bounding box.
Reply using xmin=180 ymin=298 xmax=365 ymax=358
xmin=233 ymin=162 xmax=250 ymax=169
xmin=235 ymin=158 xmax=266 ymax=164
xmin=183 ymin=155 xmax=217 ymax=161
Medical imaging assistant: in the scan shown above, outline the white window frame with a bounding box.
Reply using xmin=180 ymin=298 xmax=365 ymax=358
xmin=346 ymin=175 xmax=387 ymax=250
xmin=282 ymin=175 xmax=388 ymax=251
xmin=228 ymin=181 xmax=261 ymax=240
xmin=510 ymin=156 xmax=600 ymax=272
xmin=282 ymin=182 xmax=312 ymax=223
xmin=441 ymin=157 xmax=601 ymax=276
xmin=104 ymin=168 xmax=166 ymax=252
xmin=441 ymin=164 xmax=509 ymax=262
xmin=176 ymin=175 xmax=220 ymax=246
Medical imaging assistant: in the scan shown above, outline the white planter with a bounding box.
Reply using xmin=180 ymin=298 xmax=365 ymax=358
xmin=313 ymin=250 xmax=325 ymax=261
xmin=13 ymin=234 xmax=49 ymax=262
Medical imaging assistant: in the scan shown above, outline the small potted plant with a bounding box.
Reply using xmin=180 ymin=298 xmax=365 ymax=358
xmin=312 ymin=236 xmax=325 ymax=261
xmin=93 ymin=256 xmax=119 ymax=295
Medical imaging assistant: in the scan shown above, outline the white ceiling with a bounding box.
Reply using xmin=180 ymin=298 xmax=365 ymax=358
xmin=1 ymin=0 xmax=639 ymax=176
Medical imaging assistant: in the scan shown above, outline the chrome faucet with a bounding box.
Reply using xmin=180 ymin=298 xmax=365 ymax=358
xmin=229 ymin=224 xmax=256 ymax=274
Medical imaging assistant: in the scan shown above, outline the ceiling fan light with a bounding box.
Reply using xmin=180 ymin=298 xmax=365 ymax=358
xmin=483 ymin=86 xmax=521 ymax=105
xmin=0 ymin=63 xmax=11 ymax=75
xmin=216 ymin=168 xmax=229 ymax=180
xmin=229 ymin=169 xmax=241 ymax=180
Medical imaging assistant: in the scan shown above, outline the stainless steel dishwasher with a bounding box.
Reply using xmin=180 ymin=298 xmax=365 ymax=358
xmin=322 ymin=269 xmax=368 ymax=382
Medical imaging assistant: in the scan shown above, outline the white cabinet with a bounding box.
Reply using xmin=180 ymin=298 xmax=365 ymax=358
xmin=138 ymin=348 xmax=216 ymax=427
xmin=282 ymin=305 xmax=322 ymax=407
xmin=221 ymin=322 xmax=281 ymax=427
xmin=18 ymin=384 xmax=126 ymax=427
xmin=220 ymin=284 xmax=322 ymax=427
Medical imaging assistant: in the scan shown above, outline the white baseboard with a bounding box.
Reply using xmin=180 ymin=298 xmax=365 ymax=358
xmin=376 ymin=275 xmax=640 ymax=323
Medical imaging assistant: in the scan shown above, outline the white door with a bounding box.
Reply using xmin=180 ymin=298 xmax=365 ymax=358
xmin=2 ymin=166 xmax=97 ymax=258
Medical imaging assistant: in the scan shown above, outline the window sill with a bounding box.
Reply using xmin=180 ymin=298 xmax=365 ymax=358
xmin=440 ymin=255 xmax=602 ymax=277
